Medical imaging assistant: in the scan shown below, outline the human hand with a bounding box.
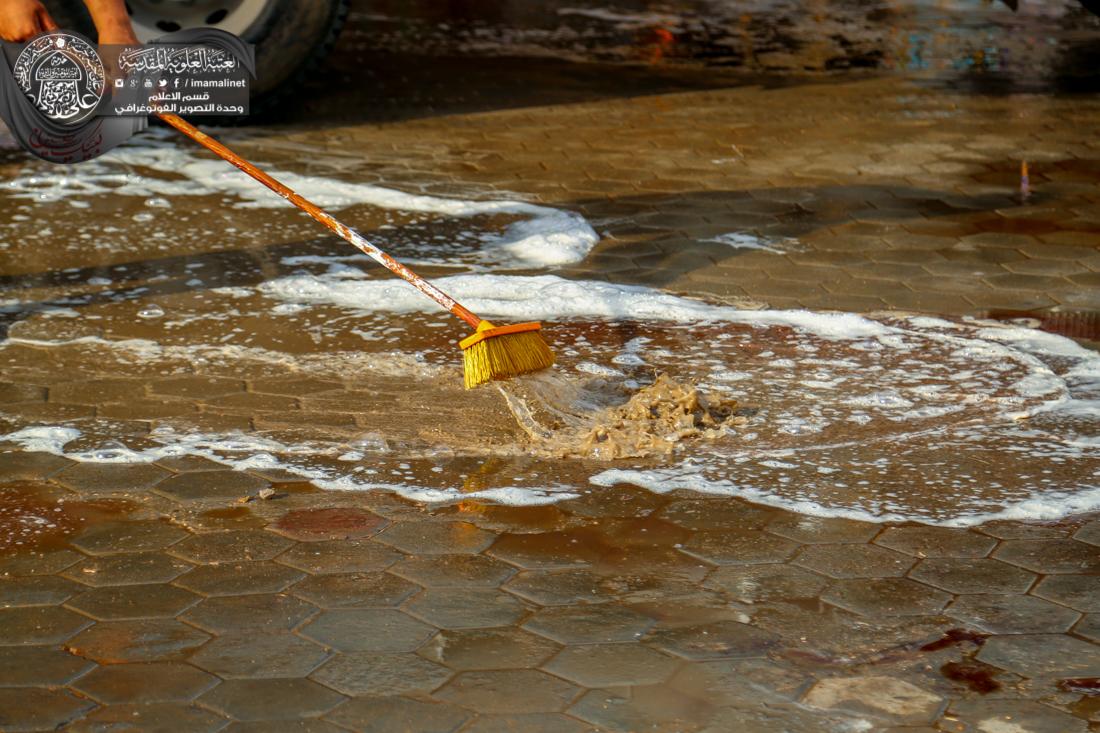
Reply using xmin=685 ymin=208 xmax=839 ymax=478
xmin=0 ymin=0 xmax=58 ymax=43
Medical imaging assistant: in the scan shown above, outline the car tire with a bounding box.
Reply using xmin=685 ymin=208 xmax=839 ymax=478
xmin=47 ymin=0 xmax=349 ymax=120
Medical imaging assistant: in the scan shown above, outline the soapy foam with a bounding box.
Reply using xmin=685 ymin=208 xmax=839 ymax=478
xmin=260 ymin=273 xmax=893 ymax=338
xmin=0 ymin=426 xmax=577 ymax=506
xmin=2 ymin=134 xmax=597 ymax=269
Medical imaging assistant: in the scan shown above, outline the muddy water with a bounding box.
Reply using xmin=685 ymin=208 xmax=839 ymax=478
xmin=501 ymin=372 xmax=743 ymax=459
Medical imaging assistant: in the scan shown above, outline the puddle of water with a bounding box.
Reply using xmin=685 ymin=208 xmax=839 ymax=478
xmin=1 ymin=272 xmax=1097 ymax=526
xmin=1 ymin=137 xmax=1097 ymax=528
xmin=0 ymin=485 xmax=135 ymax=555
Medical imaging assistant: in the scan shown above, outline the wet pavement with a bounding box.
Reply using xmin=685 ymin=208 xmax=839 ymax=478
xmin=1 ymin=0 xmax=1100 ymax=731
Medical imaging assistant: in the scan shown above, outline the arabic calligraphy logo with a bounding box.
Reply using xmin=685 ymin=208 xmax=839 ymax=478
xmin=13 ymin=32 xmax=105 ymax=125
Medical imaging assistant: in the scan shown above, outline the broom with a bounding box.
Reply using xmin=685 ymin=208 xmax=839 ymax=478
xmin=155 ymin=112 xmax=554 ymax=389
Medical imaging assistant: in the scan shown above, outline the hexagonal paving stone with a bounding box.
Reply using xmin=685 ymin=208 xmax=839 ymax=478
xmin=65 ymin=551 xmax=194 ymax=587
xmin=679 ymin=531 xmax=798 ymax=566
xmin=0 ymin=646 xmax=95 ymax=686
xmin=151 ymin=376 xmax=244 ymax=398
xmin=291 ymin=572 xmax=419 ymax=609
xmin=874 ymin=526 xmax=996 ymax=558
xmin=559 ymin=481 xmax=670 ymax=519
xmin=977 ymin=634 xmax=1100 ymax=678
xmin=822 ymin=578 xmax=951 ymax=617
xmin=1075 ymin=521 xmax=1100 ymax=546
xmin=154 ymin=455 xmax=228 ymax=473
xmin=947 ymin=699 xmax=1087 ymax=733
xmin=67 ymin=703 xmax=227 ymax=733
xmin=0 ymin=575 xmax=82 ymax=606
xmin=277 ymin=540 xmax=400 ymax=575
xmin=70 ymin=520 xmax=189 ymax=555
xmin=311 ymin=652 xmax=452 ymax=695
xmin=0 ymin=548 xmax=82 ymax=576
xmin=544 ymin=643 xmax=679 ymax=687
xmin=190 ymin=633 xmax=330 ymax=678
xmin=0 ymin=453 xmax=73 ymax=482
xmin=324 ymin=696 xmax=470 ymax=733
xmin=1033 ymin=574 xmax=1100 ymax=612
xmin=174 ymin=561 xmax=304 ymax=596
xmin=0 ymin=381 xmax=46 ymax=402
xmin=376 ymin=521 xmax=496 ymax=555
xmin=993 ymin=539 xmax=1100 ymax=574
xmin=669 ymin=657 xmax=810 ymax=707
xmin=66 ymin=584 xmax=201 ymax=620
xmin=435 ymin=670 xmax=579 ymax=714
xmin=66 ymin=619 xmax=210 ymax=663
xmin=419 ymin=628 xmax=560 ymax=671
xmin=55 ymin=463 xmax=171 ymax=494
xmin=301 ymin=609 xmax=436 ymax=652
xmin=0 ymin=606 xmax=91 ymax=644
xmin=181 ymin=593 xmax=318 ymax=633
xmin=72 ymin=662 xmax=218 ymax=703
xmin=766 ymin=516 xmax=878 ymax=544
xmin=224 ymin=722 xmax=347 ymax=733
xmin=271 ymin=507 xmax=388 ymax=541
xmin=169 ymin=530 xmax=292 ymax=564
xmin=907 ymin=558 xmax=1036 ymax=595
xmin=978 ymin=521 xmax=1069 ymax=540
xmin=658 ymin=499 xmax=776 ymax=531
xmin=1075 ymin=614 xmax=1100 ymax=643
xmin=802 ymin=676 xmax=943 ymax=725
xmin=568 ymin=685 xmax=707 ymax=732
xmin=648 ymin=620 xmax=777 ymax=660
xmin=503 ymin=569 xmax=610 ymax=606
xmin=460 ymin=714 xmax=593 ymax=733
xmin=706 ymin=564 xmax=828 ymax=603
xmin=155 ymin=470 xmax=270 ymax=502
xmin=523 ymin=604 xmax=654 ymax=644
xmin=793 ymin=544 xmax=914 ymax=579
xmin=200 ymin=678 xmax=345 ymax=721
xmin=946 ymin=594 xmax=1080 ymax=634
xmin=392 ymin=555 xmax=516 ymax=588
xmin=0 ymin=688 xmax=96 ymax=731
xmin=487 ymin=532 xmax=595 ymax=570
xmin=406 ymin=588 xmax=527 ymax=630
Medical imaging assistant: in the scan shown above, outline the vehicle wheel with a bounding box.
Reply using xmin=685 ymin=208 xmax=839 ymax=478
xmin=47 ymin=0 xmax=349 ymax=118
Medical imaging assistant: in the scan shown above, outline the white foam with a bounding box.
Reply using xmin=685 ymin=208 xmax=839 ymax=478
xmin=590 ymin=464 xmax=1100 ymax=528
xmin=260 ymin=273 xmax=894 ymax=338
xmin=3 ymin=135 xmax=598 ymax=269
xmin=0 ymin=426 xmax=577 ymax=507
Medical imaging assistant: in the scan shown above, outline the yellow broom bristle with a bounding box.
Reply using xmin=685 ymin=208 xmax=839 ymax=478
xmin=462 ymin=328 xmax=555 ymax=389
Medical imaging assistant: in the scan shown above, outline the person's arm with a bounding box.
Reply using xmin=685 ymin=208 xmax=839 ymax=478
xmin=0 ymin=0 xmax=136 ymax=45
xmin=82 ymin=0 xmax=138 ymax=45
xmin=0 ymin=0 xmax=58 ymax=42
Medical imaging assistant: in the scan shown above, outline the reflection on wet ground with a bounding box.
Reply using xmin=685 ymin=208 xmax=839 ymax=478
xmin=2 ymin=269 xmax=1098 ymax=524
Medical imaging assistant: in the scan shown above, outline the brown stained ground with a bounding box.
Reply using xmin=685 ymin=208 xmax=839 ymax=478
xmin=0 ymin=0 xmax=1099 ymax=731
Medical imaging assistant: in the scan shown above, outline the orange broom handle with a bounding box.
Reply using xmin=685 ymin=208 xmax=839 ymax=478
xmin=156 ymin=112 xmax=483 ymax=330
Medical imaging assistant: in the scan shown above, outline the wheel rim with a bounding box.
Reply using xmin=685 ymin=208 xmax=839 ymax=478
xmin=126 ymin=0 xmax=274 ymax=42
